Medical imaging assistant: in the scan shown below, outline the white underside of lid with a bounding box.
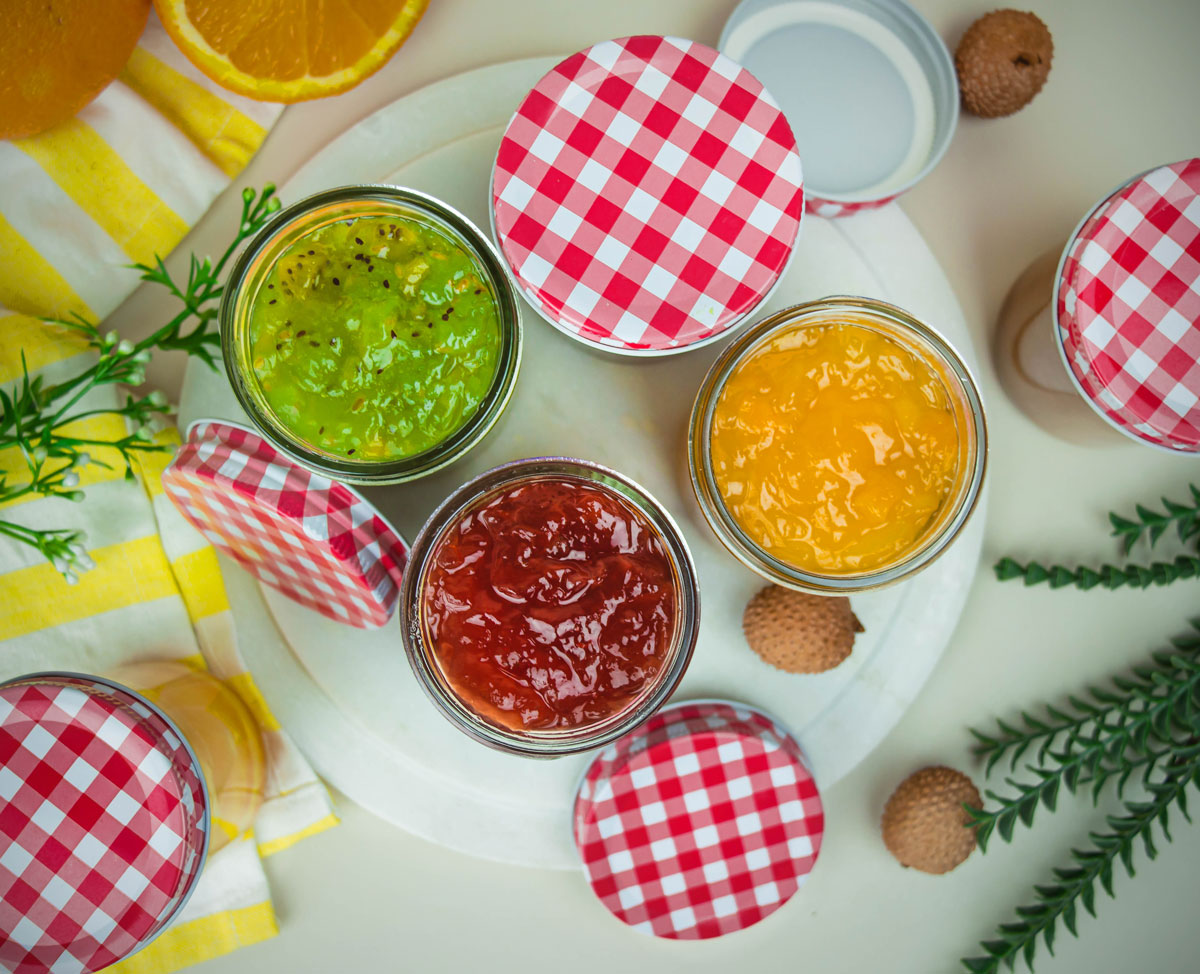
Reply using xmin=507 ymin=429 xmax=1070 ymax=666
xmin=724 ymin=0 xmax=936 ymax=201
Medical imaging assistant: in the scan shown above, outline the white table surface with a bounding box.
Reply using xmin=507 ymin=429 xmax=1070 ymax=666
xmin=109 ymin=1 xmax=1200 ymax=971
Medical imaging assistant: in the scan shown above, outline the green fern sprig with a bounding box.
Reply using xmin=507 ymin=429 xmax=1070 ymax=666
xmin=961 ymin=624 xmax=1200 ymax=972
xmin=967 ymin=637 xmax=1200 ymax=850
xmin=997 ymin=485 xmax=1200 ymax=590
xmin=994 ymin=555 xmax=1200 ymax=590
xmin=970 ymin=628 xmax=1200 ymax=776
xmin=1109 ymin=485 xmax=1200 ymax=554
xmin=968 ymin=742 xmax=1182 ymax=852
xmin=961 ymin=751 xmax=1200 ymax=974
xmin=0 ymin=185 xmax=281 ymax=579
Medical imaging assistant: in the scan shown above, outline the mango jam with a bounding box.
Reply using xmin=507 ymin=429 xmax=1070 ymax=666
xmin=247 ymin=215 xmax=501 ymax=462
xmin=710 ymin=319 xmax=959 ymax=574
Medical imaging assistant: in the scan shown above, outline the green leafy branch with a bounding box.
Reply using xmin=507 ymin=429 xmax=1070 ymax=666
xmin=970 ymin=629 xmax=1200 ymax=778
xmin=960 ymin=623 xmax=1200 ymax=972
xmin=996 ymin=485 xmax=1200 ymax=591
xmin=994 ymin=555 xmax=1200 ymax=590
xmin=1109 ymin=486 xmax=1200 ymax=553
xmin=967 ymin=638 xmax=1200 ymax=849
xmin=0 ymin=185 xmax=280 ymax=580
xmin=962 ymin=751 xmax=1200 ymax=974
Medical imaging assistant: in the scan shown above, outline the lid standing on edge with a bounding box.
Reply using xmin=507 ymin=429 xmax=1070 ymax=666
xmin=491 ymin=36 xmax=804 ymax=354
xmin=162 ymin=420 xmax=410 ymax=628
xmin=0 ymin=674 xmax=209 ymax=974
xmin=573 ymin=700 xmax=824 ymax=939
xmin=1056 ymin=158 xmax=1200 ymax=452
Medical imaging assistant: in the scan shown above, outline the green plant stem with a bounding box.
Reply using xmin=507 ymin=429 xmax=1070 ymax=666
xmin=1109 ymin=485 xmax=1200 ymax=553
xmin=968 ymin=632 xmax=1200 ymax=847
xmin=0 ymin=185 xmax=280 ymax=577
xmin=972 ymin=634 xmax=1200 ymax=774
xmin=994 ymin=555 xmax=1200 ymax=590
xmin=962 ymin=750 xmax=1200 ymax=974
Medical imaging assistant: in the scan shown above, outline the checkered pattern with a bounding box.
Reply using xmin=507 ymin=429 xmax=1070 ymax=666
xmin=0 ymin=676 xmax=208 ymax=974
xmin=162 ymin=421 xmax=409 ymax=629
xmin=492 ymin=36 xmax=804 ymax=353
xmin=807 ymin=193 xmax=899 ymax=219
xmin=1057 ymin=158 xmax=1200 ymax=451
xmin=573 ymin=701 xmax=823 ymax=939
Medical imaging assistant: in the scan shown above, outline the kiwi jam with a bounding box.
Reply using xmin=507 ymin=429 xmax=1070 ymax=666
xmin=247 ymin=215 xmax=501 ymax=461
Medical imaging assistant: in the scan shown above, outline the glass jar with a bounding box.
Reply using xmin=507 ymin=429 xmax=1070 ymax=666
xmin=688 ymin=296 xmax=987 ymax=593
xmin=1 ymin=671 xmax=217 ymax=973
xmin=993 ymin=159 xmax=1200 ymax=452
xmin=993 ymin=244 xmax=1121 ymax=445
xmin=220 ymin=185 xmax=523 ymax=485
xmin=400 ymin=458 xmax=700 ymax=757
xmin=106 ymin=661 xmax=265 ymax=854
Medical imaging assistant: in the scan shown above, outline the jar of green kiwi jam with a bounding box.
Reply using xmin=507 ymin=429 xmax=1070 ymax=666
xmin=220 ymin=186 xmax=522 ymax=485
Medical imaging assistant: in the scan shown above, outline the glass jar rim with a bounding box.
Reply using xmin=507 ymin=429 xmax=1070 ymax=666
xmin=219 ymin=184 xmax=523 ymax=485
xmin=688 ymin=295 xmax=988 ymax=593
xmin=399 ymin=457 xmax=701 ymax=758
xmin=0 ymin=671 xmax=211 ymax=962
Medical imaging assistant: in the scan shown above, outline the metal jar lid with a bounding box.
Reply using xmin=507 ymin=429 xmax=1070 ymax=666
xmin=719 ymin=0 xmax=958 ymax=218
xmin=1055 ymin=158 xmax=1200 ymax=452
xmin=573 ymin=700 xmax=824 ymax=939
xmin=0 ymin=674 xmax=209 ymax=974
xmin=162 ymin=419 xmax=410 ymax=628
xmin=491 ymin=36 xmax=804 ymax=355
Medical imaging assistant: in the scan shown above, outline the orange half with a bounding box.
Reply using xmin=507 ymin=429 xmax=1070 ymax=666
xmin=153 ymin=0 xmax=430 ymax=102
xmin=0 ymin=0 xmax=151 ymax=140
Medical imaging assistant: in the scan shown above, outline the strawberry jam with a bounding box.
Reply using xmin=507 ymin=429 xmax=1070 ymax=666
xmin=421 ymin=478 xmax=678 ymax=731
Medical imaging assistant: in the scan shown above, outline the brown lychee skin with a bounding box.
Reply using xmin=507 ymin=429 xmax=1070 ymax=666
xmin=955 ymin=10 xmax=1053 ymax=118
xmin=881 ymin=766 xmax=982 ymax=874
xmin=742 ymin=586 xmax=864 ymax=674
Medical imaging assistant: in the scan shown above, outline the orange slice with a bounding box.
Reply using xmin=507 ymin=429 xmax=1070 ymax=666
xmin=153 ymin=0 xmax=430 ymax=102
xmin=0 ymin=0 xmax=151 ymax=140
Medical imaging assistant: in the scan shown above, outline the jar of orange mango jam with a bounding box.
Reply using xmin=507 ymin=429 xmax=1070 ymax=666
xmin=689 ymin=297 xmax=987 ymax=593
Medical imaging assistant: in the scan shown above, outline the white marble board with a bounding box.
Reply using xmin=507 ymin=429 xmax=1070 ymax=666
xmin=181 ymin=56 xmax=987 ymax=870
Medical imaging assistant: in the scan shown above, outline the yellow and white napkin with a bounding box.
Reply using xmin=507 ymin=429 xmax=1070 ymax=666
xmin=0 ymin=12 xmax=338 ymax=973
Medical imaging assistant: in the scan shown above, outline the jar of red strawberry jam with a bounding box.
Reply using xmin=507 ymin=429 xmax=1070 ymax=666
xmin=401 ymin=458 xmax=700 ymax=757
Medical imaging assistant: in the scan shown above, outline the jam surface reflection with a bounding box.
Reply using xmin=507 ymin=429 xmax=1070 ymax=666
xmin=422 ymin=478 xmax=677 ymax=731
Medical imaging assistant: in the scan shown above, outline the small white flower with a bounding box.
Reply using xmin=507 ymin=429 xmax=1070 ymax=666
xmin=148 ymin=390 xmax=168 ymax=408
xmin=64 ymin=570 xmax=79 ymax=585
xmin=51 ymin=555 xmax=69 ymax=573
xmin=70 ymin=546 xmax=96 ymax=572
xmin=32 ymin=446 xmax=48 ymax=463
xmin=133 ymin=350 xmax=152 ymax=364
xmin=127 ymin=369 xmax=146 ymax=386
xmin=70 ymin=530 xmax=89 ymax=546
xmin=116 ymin=339 xmax=134 ymax=355
xmin=104 ymin=330 xmax=118 ymax=347
xmin=66 ymin=490 xmax=85 ymax=502
xmin=61 ymin=471 xmax=80 ymax=488
xmin=135 ymin=426 xmax=154 ymax=442
xmin=73 ymin=453 xmax=91 ymax=469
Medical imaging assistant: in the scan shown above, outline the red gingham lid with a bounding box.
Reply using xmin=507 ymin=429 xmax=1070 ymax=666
xmin=0 ymin=675 xmax=208 ymax=974
xmin=491 ymin=36 xmax=804 ymax=354
xmin=1056 ymin=158 xmax=1200 ymax=451
xmin=162 ymin=420 xmax=409 ymax=629
xmin=573 ymin=700 xmax=823 ymax=939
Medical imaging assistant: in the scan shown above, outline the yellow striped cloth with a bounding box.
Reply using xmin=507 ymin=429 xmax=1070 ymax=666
xmin=0 ymin=11 xmax=339 ymax=973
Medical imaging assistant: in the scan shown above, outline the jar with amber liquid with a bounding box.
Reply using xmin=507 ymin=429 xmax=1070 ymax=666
xmin=689 ymin=296 xmax=988 ymax=593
